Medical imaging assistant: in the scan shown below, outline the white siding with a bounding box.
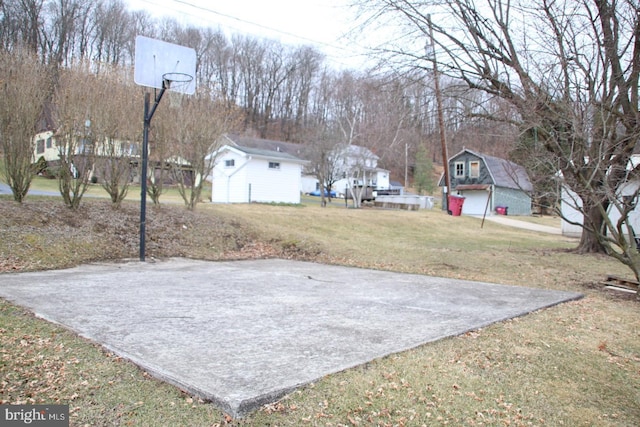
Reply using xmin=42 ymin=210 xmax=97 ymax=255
xmin=375 ymin=170 xmax=390 ymax=189
xmin=561 ymin=185 xmax=640 ymax=238
xmin=33 ymin=131 xmax=58 ymax=162
xmin=607 ymin=181 xmax=640 ymax=235
xmin=301 ymin=175 xmax=318 ymax=194
xmin=245 ymin=159 xmax=302 ymax=204
xmin=561 ymin=187 xmax=585 ymax=237
xmin=211 ymin=150 xmax=251 ymax=203
xmin=210 ymin=147 xmax=302 ymax=204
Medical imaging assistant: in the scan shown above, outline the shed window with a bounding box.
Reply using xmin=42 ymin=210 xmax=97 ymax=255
xmin=268 ymin=162 xmax=280 ymax=170
xmin=225 ymin=159 xmax=235 ymax=168
xmin=469 ymin=161 xmax=480 ymax=178
xmin=454 ymin=161 xmax=465 ymax=177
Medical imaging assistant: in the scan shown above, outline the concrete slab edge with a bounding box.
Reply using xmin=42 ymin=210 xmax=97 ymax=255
xmin=3 ymin=285 xmax=584 ymax=419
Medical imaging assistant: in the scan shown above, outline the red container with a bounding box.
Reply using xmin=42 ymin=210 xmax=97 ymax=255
xmin=496 ymin=206 xmax=508 ymax=215
xmin=448 ymin=195 xmax=465 ymax=216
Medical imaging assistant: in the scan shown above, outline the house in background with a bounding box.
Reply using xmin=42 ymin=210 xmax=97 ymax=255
xmin=301 ymin=174 xmax=320 ymax=194
xmin=208 ymin=134 xmax=308 ymax=204
xmin=439 ymin=149 xmax=533 ymax=216
xmin=32 ymin=129 xmax=197 ymax=185
xmin=33 ymin=130 xmax=58 ymax=163
xmin=331 ymin=144 xmax=391 ymax=198
xmin=32 ymin=129 xmax=143 ymax=181
xmin=33 ymin=130 xmax=140 ymax=164
xmin=561 ymin=154 xmax=640 ymax=237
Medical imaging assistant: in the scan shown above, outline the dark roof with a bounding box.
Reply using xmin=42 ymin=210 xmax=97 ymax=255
xmin=478 ymin=151 xmax=533 ymax=192
xmin=232 ymin=144 xmax=305 ymax=162
xmin=224 ymin=134 xmax=306 ymax=158
xmin=37 ymin=101 xmax=56 ymax=132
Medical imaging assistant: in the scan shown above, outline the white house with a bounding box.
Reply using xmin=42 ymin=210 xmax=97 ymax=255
xmin=331 ymin=145 xmax=391 ymax=197
xmin=561 ymin=155 xmax=640 ymax=237
xmin=209 ymin=135 xmax=308 ymax=204
xmin=33 ymin=130 xmax=139 ymax=163
xmin=559 ymin=154 xmax=640 ymax=237
xmin=301 ymin=174 xmax=319 ymax=194
xmin=561 ymin=184 xmax=640 ymax=238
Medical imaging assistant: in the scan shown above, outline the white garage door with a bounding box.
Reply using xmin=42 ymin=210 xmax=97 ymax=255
xmin=459 ymin=190 xmax=490 ymax=215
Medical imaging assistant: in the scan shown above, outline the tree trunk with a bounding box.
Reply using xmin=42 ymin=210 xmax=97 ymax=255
xmin=576 ymin=204 xmax=607 ymax=254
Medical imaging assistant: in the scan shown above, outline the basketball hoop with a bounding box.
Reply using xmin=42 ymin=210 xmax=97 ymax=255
xmin=162 ymin=72 xmax=193 ymax=108
xmin=135 ymin=35 xmax=197 ymax=262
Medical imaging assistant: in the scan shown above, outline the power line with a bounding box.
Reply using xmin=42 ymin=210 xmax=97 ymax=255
xmin=137 ymin=0 xmax=355 ymax=52
xmin=172 ymin=0 xmax=341 ymax=48
xmin=129 ymin=0 xmax=370 ymax=68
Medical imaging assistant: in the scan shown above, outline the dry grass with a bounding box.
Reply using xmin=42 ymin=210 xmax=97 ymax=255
xmin=1 ymin=197 xmax=639 ymax=426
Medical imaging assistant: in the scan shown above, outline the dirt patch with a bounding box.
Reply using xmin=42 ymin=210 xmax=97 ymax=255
xmin=0 ymin=199 xmax=286 ymax=272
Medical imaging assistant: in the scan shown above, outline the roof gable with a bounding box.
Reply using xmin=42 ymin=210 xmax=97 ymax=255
xmin=223 ymin=133 xmax=306 ymax=158
xmin=450 ymin=148 xmax=533 ymax=191
xmin=233 ymin=145 xmax=305 ymax=162
xmin=337 ymin=144 xmax=379 ymax=161
xmin=216 ymin=134 xmax=307 ymax=164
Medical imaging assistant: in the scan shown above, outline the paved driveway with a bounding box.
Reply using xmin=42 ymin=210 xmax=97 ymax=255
xmin=0 ymin=182 xmax=60 ymax=197
xmin=479 ymin=215 xmax=562 ymax=234
xmin=0 ymin=258 xmax=581 ymax=417
xmin=0 ymin=182 xmax=11 ymax=194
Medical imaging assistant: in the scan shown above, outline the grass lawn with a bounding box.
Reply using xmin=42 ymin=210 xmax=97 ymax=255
xmin=1 ymin=195 xmax=639 ymax=426
xmin=27 ymin=175 xmax=210 ymax=204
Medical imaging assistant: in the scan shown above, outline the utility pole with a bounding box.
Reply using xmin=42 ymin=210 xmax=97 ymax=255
xmin=427 ymin=14 xmax=450 ymax=212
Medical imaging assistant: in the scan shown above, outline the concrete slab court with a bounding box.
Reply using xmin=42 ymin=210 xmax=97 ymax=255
xmin=0 ymin=258 xmax=582 ymax=417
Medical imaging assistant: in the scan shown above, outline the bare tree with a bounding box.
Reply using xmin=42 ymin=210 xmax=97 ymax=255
xmin=41 ymin=0 xmax=82 ymax=65
xmin=0 ymin=0 xmax=44 ymax=55
xmin=287 ymin=46 xmax=323 ymax=141
xmin=145 ymin=105 xmax=174 ymax=206
xmin=169 ymin=92 xmax=242 ymax=210
xmin=357 ymin=1 xmax=640 ymax=269
xmin=331 ymin=71 xmax=369 ymax=207
xmin=0 ymin=49 xmax=51 ymax=203
xmin=92 ymin=0 xmax=132 ymax=68
xmin=52 ymin=63 xmax=100 ymax=209
xmin=257 ymin=41 xmax=295 ymax=139
xmin=91 ymin=65 xmax=139 ymax=208
xmin=235 ymin=35 xmax=266 ymax=131
xmin=303 ymin=125 xmax=342 ymax=207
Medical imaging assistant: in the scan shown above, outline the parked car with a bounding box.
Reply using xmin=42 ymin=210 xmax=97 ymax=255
xmin=309 ymin=188 xmax=337 ymax=197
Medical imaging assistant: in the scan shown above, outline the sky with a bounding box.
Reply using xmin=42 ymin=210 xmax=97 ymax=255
xmin=125 ymin=0 xmax=373 ymax=69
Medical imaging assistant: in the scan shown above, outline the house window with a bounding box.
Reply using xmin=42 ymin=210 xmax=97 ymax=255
xmin=46 ymin=137 xmax=52 ymax=149
xmin=268 ymin=162 xmax=280 ymax=170
xmin=225 ymin=159 xmax=235 ymax=168
xmin=119 ymin=142 xmax=137 ymax=156
xmin=469 ymin=161 xmax=480 ymax=178
xmin=77 ymin=138 xmax=92 ymax=154
xmin=36 ymin=139 xmax=45 ymax=154
xmin=455 ymin=161 xmax=465 ymax=178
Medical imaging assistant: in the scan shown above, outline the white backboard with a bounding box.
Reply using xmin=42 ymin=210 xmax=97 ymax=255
xmin=134 ymin=35 xmax=197 ymax=95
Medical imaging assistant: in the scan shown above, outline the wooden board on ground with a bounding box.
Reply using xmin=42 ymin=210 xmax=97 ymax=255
xmin=601 ymin=275 xmax=639 ymax=293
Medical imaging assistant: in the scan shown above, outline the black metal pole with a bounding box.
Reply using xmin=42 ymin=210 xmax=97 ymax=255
xmin=140 ymin=87 xmax=166 ymax=262
xmin=140 ymin=93 xmax=150 ymax=261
